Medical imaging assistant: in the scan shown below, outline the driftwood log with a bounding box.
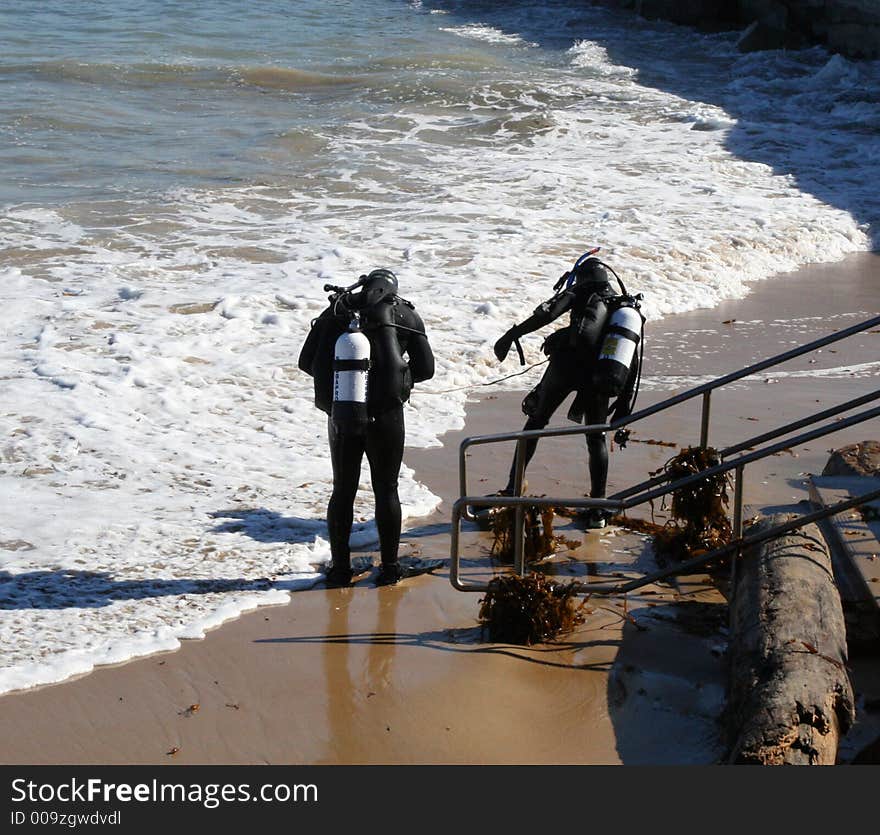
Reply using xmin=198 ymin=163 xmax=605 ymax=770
xmin=727 ymin=515 xmax=855 ymax=764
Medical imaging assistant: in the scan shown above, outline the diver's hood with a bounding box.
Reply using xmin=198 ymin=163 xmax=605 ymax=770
xmin=572 ymin=257 xmax=610 ymax=287
xmin=353 ymin=269 xmax=398 ymax=308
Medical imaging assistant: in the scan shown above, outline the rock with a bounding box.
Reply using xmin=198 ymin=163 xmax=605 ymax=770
xmin=636 ymin=0 xmax=732 ymax=27
xmin=737 ymin=19 xmax=788 ymax=52
xmin=595 ymin=0 xmax=880 ymax=59
xmin=827 ymin=23 xmax=880 ymax=59
xmin=739 ymin=0 xmax=788 ymax=31
xmin=822 ymin=441 xmax=880 ymax=478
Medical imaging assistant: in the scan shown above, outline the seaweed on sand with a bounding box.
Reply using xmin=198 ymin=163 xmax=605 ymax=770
xmin=478 ymin=573 xmax=586 ymax=644
xmin=489 ymin=504 xmax=576 ymax=564
xmin=615 ymin=446 xmax=733 ymax=564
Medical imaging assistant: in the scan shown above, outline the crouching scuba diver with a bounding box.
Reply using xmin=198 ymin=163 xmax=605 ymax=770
xmin=491 ymin=250 xmax=645 ymax=529
xmin=298 ymin=269 xmax=435 ymax=586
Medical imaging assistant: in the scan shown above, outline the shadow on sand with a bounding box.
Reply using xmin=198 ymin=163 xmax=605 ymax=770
xmin=0 ymin=569 xmax=283 ymax=611
xmin=607 ymin=599 xmax=729 ymax=763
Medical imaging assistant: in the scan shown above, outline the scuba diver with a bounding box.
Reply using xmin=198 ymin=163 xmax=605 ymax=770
xmin=492 ymin=252 xmax=644 ymax=529
xmin=298 ymin=269 xmax=435 ymax=586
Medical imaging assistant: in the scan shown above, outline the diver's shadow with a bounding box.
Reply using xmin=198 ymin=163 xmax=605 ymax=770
xmin=210 ymin=508 xmax=328 ymax=544
xmin=210 ymin=506 xmax=455 ymax=550
xmin=1 ymin=512 xmax=466 ymax=611
xmin=0 ymin=569 xmax=282 ymax=611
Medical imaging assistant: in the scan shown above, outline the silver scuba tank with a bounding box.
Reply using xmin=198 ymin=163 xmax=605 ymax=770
xmin=595 ymin=302 xmax=643 ymax=397
xmin=331 ymin=317 xmax=371 ymax=432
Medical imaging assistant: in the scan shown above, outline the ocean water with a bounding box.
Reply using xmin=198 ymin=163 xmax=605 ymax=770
xmin=1 ymin=0 xmax=878 ymax=693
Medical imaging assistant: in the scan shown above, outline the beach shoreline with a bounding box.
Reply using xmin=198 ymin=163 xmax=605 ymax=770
xmin=1 ymin=251 xmax=877 ymax=765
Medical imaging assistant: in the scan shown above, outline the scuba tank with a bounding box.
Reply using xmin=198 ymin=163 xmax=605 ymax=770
xmin=331 ymin=316 xmax=371 ymax=433
xmin=594 ymin=295 xmax=645 ymax=397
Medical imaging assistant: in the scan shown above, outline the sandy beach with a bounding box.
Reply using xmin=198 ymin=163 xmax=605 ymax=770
xmin=1 ymin=252 xmax=877 ymax=765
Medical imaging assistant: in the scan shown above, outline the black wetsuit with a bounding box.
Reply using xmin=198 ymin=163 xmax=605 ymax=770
xmin=299 ymin=295 xmax=434 ymax=568
xmin=495 ymin=281 xmax=637 ymax=497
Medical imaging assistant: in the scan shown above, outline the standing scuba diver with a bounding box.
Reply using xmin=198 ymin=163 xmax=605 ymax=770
xmin=492 ymin=251 xmax=644 ymax=529
xmin=298 ymin=269 xmax=435 ymax=586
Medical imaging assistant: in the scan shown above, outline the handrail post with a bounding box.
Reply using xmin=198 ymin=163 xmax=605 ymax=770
xmin=733 ymin=463 xmax=745 ymax=540
xmin=513 ymin=438 xmax=526 ymax=576
xmin=700 ymin=391 xmax=712 ymax=449
xmin=459 ymin=440 xmax=469 ymax=506
xmin=450 ymin=499 xmax=463 ymax=590
xmin=730 ymin=463 xmax=745 ymax=600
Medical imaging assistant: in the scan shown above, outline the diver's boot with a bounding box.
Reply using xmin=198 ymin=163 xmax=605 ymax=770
xmin=583 ymin=508 xmax=609 ymax=530
xmin=471 ymin=484 xmax=517 ymax=531
xmin=376 ymin=561 xmax=404 ymax=587
xmin=324 ymin=562 xmax=354 ymax=587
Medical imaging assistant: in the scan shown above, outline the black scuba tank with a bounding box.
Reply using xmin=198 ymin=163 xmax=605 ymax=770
xmin=359 ymin=299 xmax=412 ymax=410
xmin=570 ymin=292 xmax=610 ymax=361
xmin=594 ymin=298 xmax=645 ymax=397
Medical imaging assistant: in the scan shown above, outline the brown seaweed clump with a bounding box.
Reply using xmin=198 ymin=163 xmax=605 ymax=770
xmin=653 ymin=446 xmax=732 ymax=562
xmin=607 ymin=514 xmax=666 ymax=538
xmin=478 ymin=573 xmax=585 ymax=644
xmin=614 ymin=446 xmax=732 ymax=564
xmin=489 ymin=504 xmax=576 ymax=563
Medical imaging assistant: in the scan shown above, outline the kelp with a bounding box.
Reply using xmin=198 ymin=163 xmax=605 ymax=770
xmin=616 ymin=446 xmax=732 ymax=564
xmin=489 ymin=504 xmax=576 ymax=564
xmin=659 ymin=447 xmax=729 ymax=526
xmin=478 ymin=573 xmax=586 ymax=644
xmin=608 ymin=514 xmax=665 ymax=537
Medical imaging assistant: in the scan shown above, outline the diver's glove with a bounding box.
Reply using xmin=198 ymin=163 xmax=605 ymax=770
xmin=613 ymin=428 xmax=631 ymax=449
xmin=494 ymin=325 xmax=525 ymax=362
xmin=494 ymin=332 xmax=514 ymax=362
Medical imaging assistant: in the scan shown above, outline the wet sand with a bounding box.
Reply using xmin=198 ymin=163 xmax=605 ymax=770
xmin=1 ymin=252 xmax=877 ymax=764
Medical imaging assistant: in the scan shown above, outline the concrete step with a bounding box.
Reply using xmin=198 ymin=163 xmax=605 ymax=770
xmin=808 ymin=475 xmax=880 ymax=648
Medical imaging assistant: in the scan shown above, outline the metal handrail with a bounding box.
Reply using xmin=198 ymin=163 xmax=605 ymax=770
xmin=450 ymin=312 xmax=880 ymax=593
xmin=608 ymin=389 xmax=880 ymax=503
xmin=450 ymin=486 xmax=880 ymax=595
xmin=721 ymin=389 xmax=880 ymax=457
xmin=450 ymin=403 xmax=880 ymax=592
xmin=458 ymin=314 xmax=880 ymax=503
xmin=622 ymin=312 xmax=880 ymax=447
xmin=622 ymin=404 xmax=880 ymax=516
xmin=580 ymin=485 xmax=880 ymax=596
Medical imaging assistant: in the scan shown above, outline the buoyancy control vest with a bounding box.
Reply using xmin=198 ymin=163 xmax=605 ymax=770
xmin=298 ymin=305 xmax=351 ymax=414
xmin=299 ymin=295 xmax=432 ymax=419
xmin=358 ymin=298 xmax=414 ymax=413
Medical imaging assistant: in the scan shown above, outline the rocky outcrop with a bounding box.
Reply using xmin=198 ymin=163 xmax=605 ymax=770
xmin=821 ymin=440 xmax=880 ymax=478
xmin=630 ymin=0 xmax=739 ymax=28
xmin=600 ymin=0 xmax=880 ymax=58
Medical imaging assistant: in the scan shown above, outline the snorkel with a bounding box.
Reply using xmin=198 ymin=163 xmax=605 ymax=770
xmin=553 ymin=247 xmax=630 ymax=296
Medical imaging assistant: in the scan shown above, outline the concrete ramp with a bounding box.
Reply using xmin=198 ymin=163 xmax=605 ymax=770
xmin=808 ymin=475 xmax=880 ymax=647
